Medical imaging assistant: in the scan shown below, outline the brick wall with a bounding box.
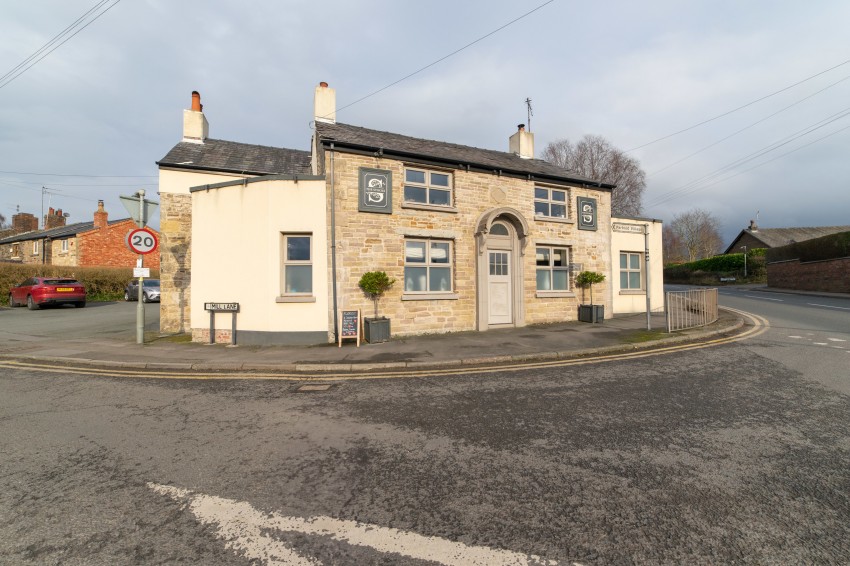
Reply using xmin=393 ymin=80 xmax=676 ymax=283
xmin=325 ymin=151 xmax=611 ymax=337
xmin=77 ymin=220 xmax=161 ymax=269
xmin=767 ymin=258 xmax=850 ymax=293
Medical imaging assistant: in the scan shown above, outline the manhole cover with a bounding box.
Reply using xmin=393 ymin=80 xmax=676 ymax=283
xmin=296 ymin=384 xmax=332 ymax=392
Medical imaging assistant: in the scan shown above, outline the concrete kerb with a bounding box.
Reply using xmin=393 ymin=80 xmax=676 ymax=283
xmin=0 ymin=310 xmax=746 ymax=375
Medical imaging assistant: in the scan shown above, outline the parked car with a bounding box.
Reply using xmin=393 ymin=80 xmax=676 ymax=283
xmin=9 ymin=277 xmax=86 ymax=310
xmin=124 ymin=279 xmax=160 ymax=303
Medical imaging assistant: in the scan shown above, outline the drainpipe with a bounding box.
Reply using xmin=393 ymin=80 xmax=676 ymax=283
xmin=644 ymin=224 xmax=651 ymax=330
xmin=330 ymin=143 xmax=339 ymax=341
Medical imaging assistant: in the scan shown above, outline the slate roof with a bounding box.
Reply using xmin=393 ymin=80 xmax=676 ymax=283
xmin=0 ymin=219 xmax=132 ymax=244
xmin=157 ymin=139 xmax=312 ymax=176
xmin=314 ymin=122 xmax=614 ymax=188
xmin=724 ymin=225 xmax=850 ymax=253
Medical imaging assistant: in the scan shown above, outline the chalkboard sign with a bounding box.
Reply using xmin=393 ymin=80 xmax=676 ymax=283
xmin=339 ymin=309 xmax=360 ymax=347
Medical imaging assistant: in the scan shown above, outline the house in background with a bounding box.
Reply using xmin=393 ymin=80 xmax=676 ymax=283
xmin=157 ymin=85 xmax=663 ymax=345
xmin=724 ymin=220 xmax=850 ymax=254
xmin=0 ymin=201 xmax=160 ymax=270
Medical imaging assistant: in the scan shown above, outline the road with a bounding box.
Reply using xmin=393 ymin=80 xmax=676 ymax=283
xmin=1 ymin=290 xmax=849 ymax=565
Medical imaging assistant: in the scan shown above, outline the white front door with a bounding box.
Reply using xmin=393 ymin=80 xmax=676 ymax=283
xmin=488 ymin=250 xmax=512 ymax=325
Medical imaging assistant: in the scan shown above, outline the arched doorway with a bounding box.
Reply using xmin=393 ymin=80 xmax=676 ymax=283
xmin=475 ymin=207 xmax=530 ymax=330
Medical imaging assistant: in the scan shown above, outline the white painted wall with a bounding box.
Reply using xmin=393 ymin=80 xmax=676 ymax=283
xmin=611 ymin=218 xmax=664 ymax=314
xmin=159 ymin=168 xmax=246 ymax=196
xmin=190 ymin=178 xmax=329 ymax=336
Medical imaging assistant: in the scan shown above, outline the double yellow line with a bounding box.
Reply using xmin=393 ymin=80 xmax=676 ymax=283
xmin=0 ymin=308 xmax=769 ymax=382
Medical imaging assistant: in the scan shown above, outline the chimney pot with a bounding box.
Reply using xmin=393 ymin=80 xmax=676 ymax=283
xmin=319 ymin=81 xmax=328 ymax=88
xmin=191 ymin=91 xmax=202 ymax=112
xmin=518 ymin=124 xmax=525 ymax=131
xmin=49 ymin=207 xmax=54 ymax=215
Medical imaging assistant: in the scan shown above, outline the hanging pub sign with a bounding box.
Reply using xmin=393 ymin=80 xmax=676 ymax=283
xmin=577 ymin=197 xmax=598 ymax=231
xmin=358 ymin=167 xmax=392 ymax=214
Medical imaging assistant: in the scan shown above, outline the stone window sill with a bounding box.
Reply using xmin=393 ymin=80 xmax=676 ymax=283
xmin=401 ymin=202 xmax=458 ymax=214
xmin=619 ymin=290 xmax=646 ymax=295
xmin=533 ymin=215 xmax=575 ymax=225
xmin=401 ymin=293 xmax=459 ymax=301
xmin=276 ymin=296 xmax=316 ymax=303
xmin=536 ymin=291 xmax=576 ymax=298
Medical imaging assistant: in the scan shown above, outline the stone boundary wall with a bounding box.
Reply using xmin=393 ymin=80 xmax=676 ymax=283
xmin=767 ymin=257 xmax=850 ymax=293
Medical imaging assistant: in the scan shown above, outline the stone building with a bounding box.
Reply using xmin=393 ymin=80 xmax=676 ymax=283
xmin=157 ymin=85 xmax=668 ymax=345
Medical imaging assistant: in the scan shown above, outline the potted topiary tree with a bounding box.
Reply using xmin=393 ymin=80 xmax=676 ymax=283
xmin=575 ymin=270 xmax=606 ymax=323
xmin=358 ymin=270 xmax=396 ymax=343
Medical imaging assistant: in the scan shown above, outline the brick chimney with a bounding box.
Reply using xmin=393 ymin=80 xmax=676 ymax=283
xmin=182 ymin=90 xmax=209 ymax=143
xmin=509 ymin=124 xmax=534 ymax=159
xmin=93 ymin=200 xmax=108 ymax=229
xmin=44 ymin=207 xmax=67 ymax=229
xmin=12 ymin=212 xmax=38 ymax=233
xmin=314 ymin=81 xmax=336 ymax=124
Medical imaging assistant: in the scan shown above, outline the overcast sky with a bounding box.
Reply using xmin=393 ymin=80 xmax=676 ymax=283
xmin=2 ymin=0 xmax=848 ymax=246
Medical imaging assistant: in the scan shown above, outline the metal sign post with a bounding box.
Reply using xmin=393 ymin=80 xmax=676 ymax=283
xmin=644 ymin=224 xmax=652 ymax=331
xmin=121 ymin=189 xmax=160 ymax=345
xmin=136 ymin=190 xmax=145 ymax=344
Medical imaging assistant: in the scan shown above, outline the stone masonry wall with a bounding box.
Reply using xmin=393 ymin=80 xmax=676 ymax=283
xmin=325 ymin=151 xmax=611 ymax=337
xmin=767 ymin=258 xmax=850 ymax=293
xmin=50 ymin=238 xmax=79 ymax=267
xmin=158 ymin=193 xmax=192 ymax=333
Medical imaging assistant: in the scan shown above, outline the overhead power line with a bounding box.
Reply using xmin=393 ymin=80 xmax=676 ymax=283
xmin=627 ymin=58 xmax=850 ymax=152
xmin=646 ymin=108 xmax=850 ymax=207
xmin=329 ymin=0 xmax=556 ymax=118
xmin=0 ymin=169 xmax=156 ymax=178
xmin=0 ymin=0 xmax=124 ymax=91
xmin=647 ymin=73 xmax=850 ymax=177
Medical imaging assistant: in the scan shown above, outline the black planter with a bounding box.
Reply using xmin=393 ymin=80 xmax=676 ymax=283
xmin=578 ymin=304 xmax=604 ymax=323
xmin=364 ymin=317 xmax=391 ymax=343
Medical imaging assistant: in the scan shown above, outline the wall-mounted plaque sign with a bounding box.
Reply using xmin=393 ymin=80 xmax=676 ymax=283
xmin=358 ymin=168 xmax=392 ymax=214
xmin=577 ymin=197 xmax=597 ymax=231
xmin=612 ymin=222 xmax=645 ymax=234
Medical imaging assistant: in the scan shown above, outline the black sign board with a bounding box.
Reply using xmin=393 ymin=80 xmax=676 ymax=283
xmin=358 ymin=168 xmax=392 ymax=214
xmin=577 ymin=197 xmax=597 ymax=231
xmin=339 ymin=309 xmax=360 ymax=347
xmin=204 ymin=302 xmax=239 ymax=312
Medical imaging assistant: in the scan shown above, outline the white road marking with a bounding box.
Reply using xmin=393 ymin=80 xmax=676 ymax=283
xmin=148 ymin=483 xmax=557 ymax=566
xmin=828 ymin=338 xmax=847 ymax=342
xmin=788 ymin=336 xmax=803 ymax=339
xmin=807 ymin=303 xmax=850 ymax=311
xmin=744 ymin=295 xmax=784 ymax=301
xmin=814 ymin=343 xmax=828 ymax=346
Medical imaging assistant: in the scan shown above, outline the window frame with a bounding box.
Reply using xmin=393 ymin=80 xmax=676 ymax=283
xmin=619 ymin=251 xmax=644 ymax=291
xmin=403 ymin=167 xmax=454 ymax=208
xmin=403 ymin=238 xmax=454 ymax=294
xmin=535 ymin=245 xmax=571 ymax=291
xmin=534 ymin=186 xmax=569 ymax=219
xmin=281 ymin=233 xmax=313 ymax=297
xmin=60 ymin=239 xmax=69 ymax=253
xmin=32 ymin=240 xmax=39 ymax=255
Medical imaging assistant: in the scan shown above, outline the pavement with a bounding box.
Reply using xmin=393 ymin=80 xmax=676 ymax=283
xmin=0 ymin=307 xmax=746 ymax=374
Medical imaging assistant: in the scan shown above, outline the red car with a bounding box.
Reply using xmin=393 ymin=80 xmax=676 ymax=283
xmin=9 ymin=277 xmax=87 ymax=310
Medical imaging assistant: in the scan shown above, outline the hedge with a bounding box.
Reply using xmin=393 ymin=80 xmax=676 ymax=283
xmin=0 ymin=263 xmax=160 ymax=305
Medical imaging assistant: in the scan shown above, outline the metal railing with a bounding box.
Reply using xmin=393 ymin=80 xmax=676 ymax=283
xmin=665 ymin=288 xmax=718 ymax=332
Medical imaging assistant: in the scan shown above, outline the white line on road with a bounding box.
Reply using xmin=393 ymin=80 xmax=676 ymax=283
xmin=148 ymin=483 xmax=557 ymax=566
xmin=744 ymin=295 xmax=784 ymax=301
xmin=807 ymin=303 xmax=850 ymax=311
xmin=828 ymin=338 xmax=847 ymax=342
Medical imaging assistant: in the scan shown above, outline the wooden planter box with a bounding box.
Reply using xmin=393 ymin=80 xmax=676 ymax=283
xmin=578 ymin=304 xmax=604 ymax=323
xmin=364 ymin=317 xmax=391 ymax=343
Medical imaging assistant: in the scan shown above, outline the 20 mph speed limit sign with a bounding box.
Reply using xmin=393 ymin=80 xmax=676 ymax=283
xmin=126 ymin=228 xmax=159 ymax=255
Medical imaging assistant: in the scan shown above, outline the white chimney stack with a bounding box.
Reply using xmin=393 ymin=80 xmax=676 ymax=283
xmin=182 ymin=90 xmax=209 ymax=143
xmin=509 ymin=123 xmax=534 ymax=159
xmin=314 ymin=82 xmax=336 ymax=124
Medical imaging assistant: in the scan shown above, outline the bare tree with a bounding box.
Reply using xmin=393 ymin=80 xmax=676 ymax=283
xmin=668 ymin=208 xmax=723 ymax=262
xmin=541 ymin=134 xmax=646 ymax=217
xmin=662 ymin=224 xmax=685 ymax=264
xmin=0 ymin=212 xmax=6 ymax=228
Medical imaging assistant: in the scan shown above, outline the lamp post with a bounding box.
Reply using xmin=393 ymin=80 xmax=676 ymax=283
xmin=741 ymin=245 xmax=747 ymax=278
